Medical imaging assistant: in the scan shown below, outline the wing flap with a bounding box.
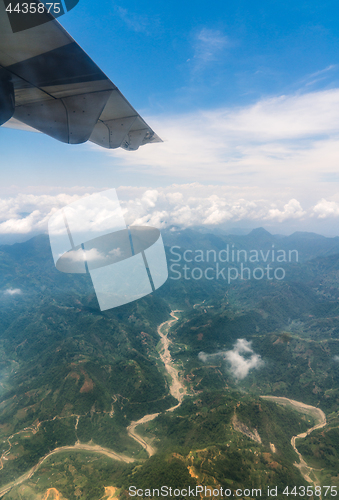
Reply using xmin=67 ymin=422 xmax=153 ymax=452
xmin=14 ymin=90 xmax=112 ymax=143
xmin=89 ymin=90 xmax=161 ymax=149
xmin=89 ymin=116 xmax=137 ymax=149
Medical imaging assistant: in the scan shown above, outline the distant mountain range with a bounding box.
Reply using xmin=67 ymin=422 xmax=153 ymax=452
xmin=162 ymin=226 xmax=339 ymax=263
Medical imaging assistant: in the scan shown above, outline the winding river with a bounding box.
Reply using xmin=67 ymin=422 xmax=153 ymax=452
xmin=127 ymin=310 xmax=186 ymax=455
xmin=0 ymin=311 xmax=185 ymax=497
xmin=0 ymin=313 xmax=327 ymax=496
xmin=261 ymin=396 xmax=327 ymax=485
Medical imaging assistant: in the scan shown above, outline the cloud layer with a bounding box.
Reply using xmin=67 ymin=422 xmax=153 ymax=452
xmin=2 ymin=88 xmax=339 ymax=237
xmin=104 ymin=88 xmax=339 ymax=201
xmin=0 ymin=186 xmax=339 ymax=237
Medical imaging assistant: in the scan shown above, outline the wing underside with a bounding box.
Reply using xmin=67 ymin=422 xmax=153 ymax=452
xmin=0 ymin=1 xmax=161 ymax=150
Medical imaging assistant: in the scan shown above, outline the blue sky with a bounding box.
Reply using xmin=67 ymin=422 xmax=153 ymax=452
xmin=63 ymin=0 xmax=339 ymax=112
xmin=2 ymin=0 xmax=339 ymax=237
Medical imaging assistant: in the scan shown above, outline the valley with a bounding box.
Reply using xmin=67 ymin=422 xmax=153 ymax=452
xmin=0 ymin=308 xmax=187 ymax=497
xmin=1 ymin=229 xmax=339 ymax=498
xmin=261 ymin=396 xmax=327 ymax=485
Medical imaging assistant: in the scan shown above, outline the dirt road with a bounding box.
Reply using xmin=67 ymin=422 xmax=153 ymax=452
xmin=0 ymin=442 xmax=133 ymax=498
xmin=261 ymin=396 xmax=326 ymax=486
xmin=0 ymin=311 xmax=185 ymax=497
xmin=127 ymin=413 xmax=159 ymax=457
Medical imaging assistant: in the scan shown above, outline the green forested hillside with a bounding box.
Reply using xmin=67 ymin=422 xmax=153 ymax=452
xmin=1 ymin=230 xmax=339 ymax=498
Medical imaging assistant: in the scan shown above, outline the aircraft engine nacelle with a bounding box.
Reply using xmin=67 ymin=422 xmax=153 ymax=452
xmin=0 ymin=77 xmax=15 ymax=126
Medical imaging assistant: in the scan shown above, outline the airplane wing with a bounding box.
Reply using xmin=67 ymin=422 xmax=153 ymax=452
xmin=0 ymin=1 xmax=162 ymax=150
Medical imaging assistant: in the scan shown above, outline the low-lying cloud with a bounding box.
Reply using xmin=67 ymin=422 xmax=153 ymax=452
xmin=1 ymin=187 xmax=339 ymax=239
xmin=3 ymin=288 xmax=22 ymax=295
xmin=199 ymin=339 xmax=263 ymax=380
xmin=61 ymin=248 xmax=107 ymax=263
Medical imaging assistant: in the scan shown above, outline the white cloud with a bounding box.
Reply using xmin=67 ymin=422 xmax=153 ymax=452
xmin=62 ymin=248 xmax=106 ymax=263
xmin=4 ymin=288 xmax=22 ymax=295
xmin=192 ymin=28 xmax=229 ymax=71
xmin=301 ymin=65 xmax=337 ymax=88
xmin=105 ymin=88 xmax=339 ymax=200
xmin=3 ymin=88 xmax=339 ymax=237
xmin=199 ymin=339 xmax=263 ymax=380
xmin=109 ymin=247 xmax=122 ymax=258
xmin=141 ymin=190 xmax=159 ymax=208
xmin=224 ymin=339 xmax=264 ymax=380
xmin=313 ymin=199 xmax=339 ymax=218
xmin=0 ymin=210 xmax=49 ymax=234
xmin=121 ymin=188 xmax=308 ymax=228
xmin=266 ymin=199 xmax=306 ymax=222
xmin=114 ymin=5 xmax=160 ymax=35
xmin=0 ymin=194 xmax=85 ymax=234
xmin=334 ymin=355 xmax=339 ymax=362
xmin=0 ymin=187 xmax=334 ymax=238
